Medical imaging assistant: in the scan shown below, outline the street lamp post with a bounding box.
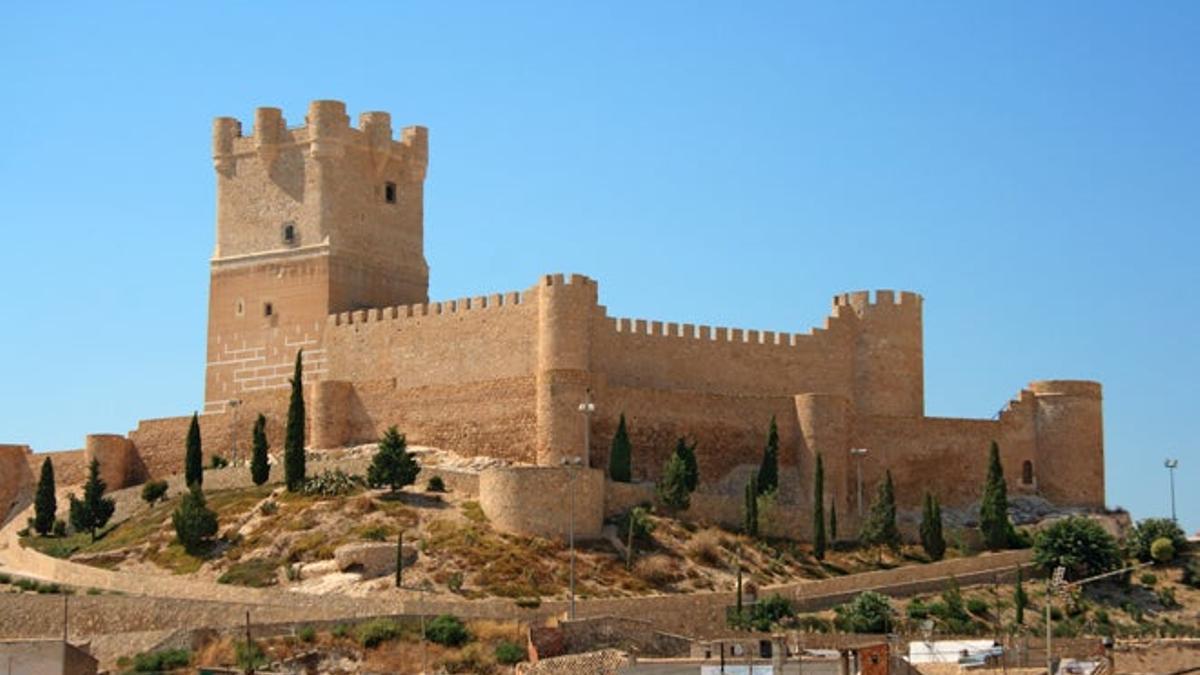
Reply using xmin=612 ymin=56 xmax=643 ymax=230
xmin=849 ymin=448 xmax=869 ymax=518
xmin=1164 ymin=459 xmax=1179 ymax=523
xmin=578 ymin=389 xmax=595 ymax=466
xmin=561 ymin=455 xmax=583 ymax=620
xmin=1046 ymin=566 xmax=1066 ymax=675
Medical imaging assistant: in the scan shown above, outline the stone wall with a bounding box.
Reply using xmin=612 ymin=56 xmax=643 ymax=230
xmin=0 ymin=444 xmax=35 ymax=525
xmin=480 ymin=466 xmax=605 ymax=540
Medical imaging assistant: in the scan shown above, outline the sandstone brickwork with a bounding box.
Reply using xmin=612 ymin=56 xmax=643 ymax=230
xmin=0 ymin=100 xmax=1106 ymax=540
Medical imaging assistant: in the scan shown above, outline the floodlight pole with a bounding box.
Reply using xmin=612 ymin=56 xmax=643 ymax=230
xmin=562 ymin=455 xmax=583 ymax=620
xmin=849 ymin=448 xmax=869 ymax=518
xmin=1164 ymin=459 xmax=1179 ymax=523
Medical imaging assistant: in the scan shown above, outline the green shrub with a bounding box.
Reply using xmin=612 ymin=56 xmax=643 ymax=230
xmin=297 ymin=626 xmax=316 ymax=643
xmin=746 ymin=594 xmax=796 ymax=631
xmin=835 ymin=591 xmax=894 ymax=633
xmin=426 ymin=615 xmax=471 ymax=647
xmin=1140 ymin=572 xmax=1158 ymax=586
xmin=1182 ymin=558 xmax=1200 ymax=589
xmin=235 ymin=640 xmax=267 ymax=670
xmin=52 ymin=519 xmax=66 ymax=537
xmin=426 ymin=476 xmax=447 ymax=493
xmin=448 ymin=571 xmax=464 ymax=593
xmin=495 ymin=640 xmax=526 ymax=665
xmin=1033 ymin=516 xmax=1121 ymax=579
xmin=302 ymin=469 xmax=365 ymax=497
xmin=796 ymin=614 xmax=833 ymax=633
xmin=0 ymin=573 xmax=10 ymax=584
xmin=357 ymin=618 xmax=404 ymax=648
xmin=131 ymin=648 xmax=191 ymax=672
xmin=172 ymin=485 xmax=218 ymax=554
xmin=966 ymin=597 xmax=989 ymax=616
xmin=141 ymin=480 xmax=169 ymax=504
xmin=907 ymin=599 xmax=930 ymax=620
xmin=217 ymin=557 xmax=280 ymax=588
xmin=515 ymin=597 xmax=541 ymax=609
xmin=332 ymin=623 xmax=350 ymax=639
xmin=359 ymin=525 xmax=390 ymax=541
xmin=1157 ymin=585 xmax=1179 ymax=609
xmin=1150 ymin=538 xmax=1176 ymax=563
xmin=1126 ymin=518 xmax=1187 ymax=562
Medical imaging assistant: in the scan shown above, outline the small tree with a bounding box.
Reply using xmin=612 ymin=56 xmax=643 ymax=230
xmin=920 ymin=492 xmax=946 ymax=560
xmin=813 ymin=453 xmax=826 ymax=560
xmin=757 ymin=416 xmax=779 ymax=495
xmin=861 ymin=470 xmax=900 ymax=549
xmin=250 ymin=413 xmax=270 ymax=486
xmin=829 ymin=499 xmax=838 ymax=543
xmin=367 ymin=426 xmax=420 ymax=492
xmin=68 ymin=459 xmax=115 ymax=541
xmin=173 ymin=484 xmax=218 ymax=554
xmin=141 ymin=480 xmax=169 ymax=505
xmin=743 ymin=473 xmax=759 ymax=537
xmin=1125 ymin=518 xmax=1187 ymax=562
xmin=185 ymin=412 xmax=203 ymax=487
xmin=284 ymin=350 xmax=307 ymax=492
xmin=608 ymin=413 xmax=632 ymax=483
xmin=979 ymin=441 xmax=1015 ymax=550
xmin=625 ymin=505 xmax=654 ymax=568
xmin=835 ymin=591 xmax=894 ymax=633
xmin=657 ymin=452 xmax=691 ymax=511
xmin=1014 ymin=565 xmax=1028 ymax=625
xmin=1032 ymin=515 xmax=1121 ymax=579
xmin=33 ymin=457 xmax=56 ymax=536
xmin=674 ymin=437 xmax=699 ymax=493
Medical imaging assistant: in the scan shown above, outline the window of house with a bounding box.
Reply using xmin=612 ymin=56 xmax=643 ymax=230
xmin=1022 ymin=460 xmax=1034 ymax=485
xmin=385 ymin=181 xmax=397 ymax=204
xmin=264 ymin=302 xmax=274 ymax=317
xmin=282 ymin=223 xmax=296 ymax=245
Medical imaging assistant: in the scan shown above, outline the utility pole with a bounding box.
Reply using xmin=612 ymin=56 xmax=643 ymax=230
xmin=245 ymin=610 xmax=254 ymax=675
xmin=1045 ymin=566 xmax=1065 ymax=675
xmin=62 ymin=595 xmax=68 ymax=643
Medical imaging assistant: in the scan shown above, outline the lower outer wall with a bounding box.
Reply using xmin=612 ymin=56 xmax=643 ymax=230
xmin=480 ymin=466 xmax=604 ymax=540
xmin=0 ymin=445 xmax=35 ymax=525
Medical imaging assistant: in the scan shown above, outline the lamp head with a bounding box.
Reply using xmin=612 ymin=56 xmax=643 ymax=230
xmin=1165 ymin=459 xmax=1179 ymax=469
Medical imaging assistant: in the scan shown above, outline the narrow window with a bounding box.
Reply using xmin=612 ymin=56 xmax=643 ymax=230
xmin=282 ymin=223 xmax=296 ymax=245
xmin=384 ymin=181 xmax=397 ymax=204
xmin=264 ymin=302 xmax=274 ymax=317
xmin=235 ymin=299 xmax=244 ymax=316
xmin=1022 ymin=460 xmax=1034 ymax=485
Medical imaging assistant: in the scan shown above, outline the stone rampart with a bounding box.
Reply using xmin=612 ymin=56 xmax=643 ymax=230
xmin=480 ymin=466 xmax=605 ymax=541
xmin=0 ymin=445 xmax=35 ymax=525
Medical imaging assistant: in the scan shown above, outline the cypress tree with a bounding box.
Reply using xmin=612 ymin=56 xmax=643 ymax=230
xmin=284 ymin=350 xmax=307 ymax=492
xmin=829 ymin=499 xmax=838 ymax=543
xmin=744 ymin=473 xmax=759 ymax=537
xmin=813 ymin=453 xmax=826 ymax=560
xmin=33 ymin=457 xmax=57 ymax=536
xmin=920 ymin=492 xmax=946 ymax=560
xmin=185 ymin=412 xmax=203 ymax=487
xmin=608 ymin=413 xmax=632 ymax=482
xmin=979 ymin=440 xmax=1015 ymax=550
xmin=250 ymin=413 xmax=270 ymax=486
xmin=173 ymin=483 xmax=218 ymax=554
xmin=1013 ymin=565 xmax=1028 ymax=625
xmin=861 ymin=470 xmax=900 ymax=549
xmin=69 ymin=459 xmax=115 ymax=541
xmin=757 ymin=416 xmax=779 ymax=495
xmin=674 ymin=437 xmax=699 ymax=493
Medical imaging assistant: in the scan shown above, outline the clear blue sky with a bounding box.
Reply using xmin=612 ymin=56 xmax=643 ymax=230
xmin=1 ymin=3 xmax=1195 ymax=533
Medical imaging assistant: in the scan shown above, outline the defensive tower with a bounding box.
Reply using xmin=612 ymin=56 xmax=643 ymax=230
xmin=205 ymin=100 xmax=429 ymax=411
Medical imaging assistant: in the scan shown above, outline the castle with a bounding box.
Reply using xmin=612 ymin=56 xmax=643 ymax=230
xmin=1 ymin=100 xmax=1105 ymax=541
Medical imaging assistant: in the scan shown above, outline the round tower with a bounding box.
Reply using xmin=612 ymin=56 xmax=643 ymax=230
xmin=534 ymin=274 xmax=598 ymax=466
xmin=835 ymin=290 xmax=924 ymax=418
xmin=1030 ymin=380 xmax=1104 ymax=508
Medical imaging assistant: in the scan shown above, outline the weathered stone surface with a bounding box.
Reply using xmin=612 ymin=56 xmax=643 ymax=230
xmin=333 ymin=542 xmax=416 ymax=578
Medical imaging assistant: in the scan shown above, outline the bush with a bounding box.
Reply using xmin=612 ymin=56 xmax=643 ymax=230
xmin=302 ymin=469 xmax=365 ymax=497
xmin=1033 ymin=516 xmax=1122 ymax=579
xmin=357 ymin=618 xmax=404 ymax=648
xmin=1150 ymin=538 xmax=1176 ymax=564
xmin=235 ymin=640 xmax=267 ymax=671
xmin=1157 ymin=585 xmax=1179 ymax=609
xmin=907 ymin=599 xmax=930 ymax=620
xmin=141 ymin=480 xmax=169 ymax=505
xmin=748 ymin=593 xmax=796 ymax=631
xmin=966 ymin=597 xmax=989 ymax=616
xmin=217 ymin=557 xmax=280 ymax=587
xmin=172 ymin=485 xmax=218 ymax=554
xmin=495 ymin=640 xmax=526 ymax=665
xmin=426 ymin=615 xmax=471 ymax=647
xmin=634 ymin=554 xmax=681 ymax=586
xmin=1140 ymin=572 xmax=1158 ymax=587
xmin=1182 ymin=559 xmax=1200 ymax=589
xmin=52 ymin=519 xmax=66 ymax=537
xmin=835 ymin=591 xmax=894 ymax=633
xmin=260 ymin=500 xmax=278 ymax=516
xmin=426 ymin=475 xmax=447 ymax=493
xmin=1126 ymin=518 xmax=1187 ymax=562
xmin=297 ymin=626 xmax=316 ymax=643
xmin=332 ymin=623 xmax=350 ymax=639
xmin=686 ymin=529 xmax=725 ymax=567
xmin=131 ymin=648 xmax=191 ymax=672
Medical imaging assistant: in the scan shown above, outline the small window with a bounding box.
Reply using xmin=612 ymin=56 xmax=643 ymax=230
xmin=384 ymin=181 xmax=397 ymax=204
xmin=264 ymin=302 xmax=274 ymax=317
xmin=1022 ymin=460 xmax=1034 ymax=485
xmin=282 ymin=223 xmax=296 ymax=245
xmin=235 ymin=299 xmax=244 ymax=316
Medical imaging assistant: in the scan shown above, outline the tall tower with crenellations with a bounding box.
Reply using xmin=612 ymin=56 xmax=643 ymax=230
xmin=204 ymin=100 xmax=429 ymax=412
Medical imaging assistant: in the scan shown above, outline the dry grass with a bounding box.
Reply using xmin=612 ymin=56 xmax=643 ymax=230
xmin=634 ymin=554 xmax=683 ymax=587
xmin=686 ymin=528 xmax=728 ymax=568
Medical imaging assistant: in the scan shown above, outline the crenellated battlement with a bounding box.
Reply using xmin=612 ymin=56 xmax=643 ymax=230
xmin=212 ymin=99 xmax=427 ymax=166
xmin=605 ymin=314 xmax=847 ymax=349
xmin=328 ymin=289 xmax=531 ymax=327
xmin=832 ymin=289 xmax=922 ymax=316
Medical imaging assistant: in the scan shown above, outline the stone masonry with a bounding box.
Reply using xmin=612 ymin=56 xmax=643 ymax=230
xmin=0 ymin=100 xmax=1105 ymax=541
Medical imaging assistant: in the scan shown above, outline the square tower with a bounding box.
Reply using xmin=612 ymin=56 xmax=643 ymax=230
xmin=204 ymin=100 xmax=429 ymax=411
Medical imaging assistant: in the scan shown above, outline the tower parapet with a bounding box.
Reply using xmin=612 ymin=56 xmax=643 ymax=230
xmin=835 ymin=289 xmax=924 ymax=418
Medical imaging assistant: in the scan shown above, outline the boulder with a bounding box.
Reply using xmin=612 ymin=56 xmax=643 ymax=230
xmin=333 ymin=542 xmax=417 ymax=578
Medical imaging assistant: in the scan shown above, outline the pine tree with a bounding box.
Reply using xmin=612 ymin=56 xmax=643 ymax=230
xmin=284 ymin=350 xmax=307 ymax=492
xmin=34 ymin=457 xmax=57 ymax=536
xmin=829 ymin=499 xmax=838 ymax=543
xmin=185 ymin=412 xmax=203 ymax=487
xmin=173 ymin=484 xmax=218 ymax=554
xmin=757 ymin=416 xmax=779 ymax=495
xmin=920 ymin=492 xmax=946 ymax=560
xmin=68 ymin=459 xmax=115 ymax=541
xmin=250 ymin=413 xmax=270 ymax=486
xmin=861 ymin=470 xmax=900 ymax=549
xmin=608 ymin=413 xmax=632 ymax=483
xmin=1013 ymin=565 xmax=1028 ymax=625
xmin=744 ymin=473 xmax=759 ymax=537
xmin=979 ymin=440 xmax=1015 ymax=550
xmin=656 ymin=452 xmax=691 ymax=511
xmin=813 ymin=453 xmax=826 ymax=560
xmin=368 ymin=426 xmax=420 ymax=492
xmin=674 ymin=437 xmax=699 ymax=493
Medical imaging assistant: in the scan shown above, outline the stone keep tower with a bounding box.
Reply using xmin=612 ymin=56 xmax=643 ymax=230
xmin=205 ymin=100 xmax=429 ymax=411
